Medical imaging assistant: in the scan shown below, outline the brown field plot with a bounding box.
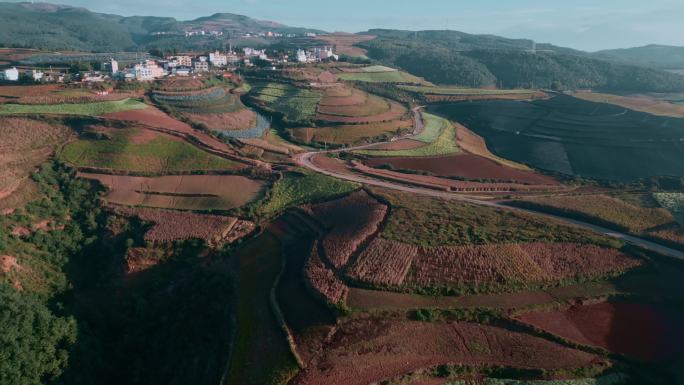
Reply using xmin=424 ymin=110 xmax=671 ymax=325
xmin=291 ymin=315 xmax=601 ymax=385
xmin=78 ymin=173 xmax=264 ymax=211
xmin=516 ymin=300 xmax=684 ymax=361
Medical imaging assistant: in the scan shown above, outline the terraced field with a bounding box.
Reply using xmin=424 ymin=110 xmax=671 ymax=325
xmin=152 ymin=86 xmax=261 ymax=135
xmin=248 ymin=82 xmax=322 ymax=125
xmin=436 ymin=94 xmax=684 ymax=181
xmin=60 ymin=126 xmax=241 ymax=172
xmin=78 ymin=173 xmax=265 ymax=211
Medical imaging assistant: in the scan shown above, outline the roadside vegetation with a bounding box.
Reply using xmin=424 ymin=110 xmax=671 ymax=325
xmin=259 ymin=170 xmax=360 ymax=216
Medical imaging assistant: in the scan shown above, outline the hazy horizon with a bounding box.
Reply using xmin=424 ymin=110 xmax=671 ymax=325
xmin=6 ymin=0 xmax=684 ymax=51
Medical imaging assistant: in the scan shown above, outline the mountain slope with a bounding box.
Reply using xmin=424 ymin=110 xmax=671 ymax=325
xmin=358 ymin=30 xmax=684 ymax=92
xmin=592 ymin=44 xmax=684 ymax=70
xmin=0 ymin=2 xmax=320 ymax=52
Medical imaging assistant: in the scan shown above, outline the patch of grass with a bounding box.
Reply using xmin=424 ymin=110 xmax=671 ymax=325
xmin=338 ymin=70 xmax=425 ymax=84
xmin=412 ymin=113 xmax=445 ymax=143
xmin=260 ymin=170 xmax=360 ymax=216
xmin=0 ymin=98 xmax=147 ymax=116
xmin=356 ymin=114 xmax=459 ymax=157
xmin=59 ymin=128 xmax=240 ymax=172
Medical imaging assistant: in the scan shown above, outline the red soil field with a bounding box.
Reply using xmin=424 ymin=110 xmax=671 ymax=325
xmin=318 ymin=93 xmax=388 ymax=117
xmin=112 ymin=207 xmax=253 ymax=243
xmin=365 ymin=154 xmax=558 ymax=185
xmin=185 ymin=109 xmax=256 ymax=131
xmin=318 ymin=87 xmax=367 ymax=107
xmin=303 ymin=191 xmax=388 ymax=269
xmin=352 ymin=162 xmax=564 ymax=193
xmin=348 ymin=238 xmax=417 ymax=286
xmin=104 ymin=106 xmax=195 ymax=134
xmin=78 ymin=173 xmax=264 ymax=211
xmin=406 ymin=243 xmax=641 ymax=289
xmin=516 ymin=301 xmax=684 ymax=361
xmin=291 ymin=316 xmax=601 ymax=385
xmin=310 ymin=154 xmax=353 ymax=175
xmin=305 ymin=241 xmax=349 ymax=305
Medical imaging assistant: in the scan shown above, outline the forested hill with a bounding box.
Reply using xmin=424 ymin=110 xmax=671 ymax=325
xmin=0 ymin=2 xmax=320 ymax=52
xmin=358 ymin=30 xmax=684 ymax=92
xmin=592 ymin=44 xmax=684 ymax=70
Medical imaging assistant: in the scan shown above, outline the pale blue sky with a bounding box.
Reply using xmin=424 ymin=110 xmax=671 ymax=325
xmin=13 ymin=0 xmax=684 ymax=51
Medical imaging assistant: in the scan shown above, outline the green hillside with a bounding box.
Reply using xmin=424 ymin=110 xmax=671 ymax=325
xmin=0 ymin=2 xmax=321 ymax=52
xmin=592 ymin=44 xmax=684 ymax=70
xmin=358 ymin=30 xmax=684 ymax=92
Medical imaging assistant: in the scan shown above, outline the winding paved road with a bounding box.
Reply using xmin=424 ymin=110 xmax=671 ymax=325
xmin=294 ymin=108 xmax=684 ymax=261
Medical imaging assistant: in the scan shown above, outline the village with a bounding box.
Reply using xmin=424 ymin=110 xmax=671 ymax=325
xmin=0 ymin=45 xmax=339 ymax=84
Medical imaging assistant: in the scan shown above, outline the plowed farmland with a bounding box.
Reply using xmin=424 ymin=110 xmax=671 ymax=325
xmin=404 ymin=243 xmax=640 ymax=292
xmin=291 ymin=315 xmax=601 ymax=385
xmin=152 ymin=86 xmax=259 ymax=132
xmin=365 ymin=154 xmax=557 ymax=184
xmin=515 ymin=301 xmax=684 ymax=361
xmin=302 ymin=191 xmax=387 ymax=269
xmin=77 ymin=173 xmax=264 ymax=211
xmin=436 ymin=95 xmax=684 ymax=181
xmin=113 ymin=207 xmax=253 ymax=243
xmin=305 ymin=241 xmax=349 ymax=304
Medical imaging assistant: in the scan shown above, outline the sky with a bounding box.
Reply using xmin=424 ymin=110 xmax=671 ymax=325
xmin=12 ymin=0 xmax=684 ymax=51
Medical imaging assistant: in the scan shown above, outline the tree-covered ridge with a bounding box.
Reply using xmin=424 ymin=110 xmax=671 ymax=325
xmin=358 ymin=30 xmax=684 ymax=92
xmin=0 ymin=2 xmax=320 ymax=52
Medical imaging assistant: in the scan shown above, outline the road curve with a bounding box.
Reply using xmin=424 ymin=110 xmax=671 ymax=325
xmin=294 ymin=135 xmax=684 ymax=261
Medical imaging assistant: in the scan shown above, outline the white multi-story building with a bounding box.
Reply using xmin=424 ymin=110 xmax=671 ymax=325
xmin=110 ymin=59 xmax=119 ymax=74
xmin=28 ymin=70 xmax=44 ymax=81
xmin=2 ymin=67 xmax=19 ymax=81
xmin=175 ymin=56 xmax=193 ymax=67
xmin=133 ymin=61 xmax=166 ymax=81
xmin=243 ymin=48 xmax=266 ymax=58
xmin=209 ymin=51 xmax=228 ymax=67
xmin=193 ymin=57 xmax=209 ymax=72
xmin=296 ymin=49 xmax=308 ymax=63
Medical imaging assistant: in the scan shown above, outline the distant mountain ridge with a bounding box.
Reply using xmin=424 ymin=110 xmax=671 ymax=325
xmin=592 ymin=44 xmax=684 ymax=69
xmin=0 ymin=1 xmax=322 ymax=52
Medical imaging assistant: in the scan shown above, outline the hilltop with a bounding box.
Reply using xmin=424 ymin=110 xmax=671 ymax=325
xmin=592 ymin=44 xmax=684 ymax=70
xmin=0 ymin=2 xmax=321 ymax=52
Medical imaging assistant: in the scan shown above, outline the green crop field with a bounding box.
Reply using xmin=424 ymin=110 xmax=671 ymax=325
xmin=60 ymin=128 xmax=239 ymax=172
xmin=260 ymin=170 xmax=359 ymax=216
xmin=436 ymin=94 xmax=684 ymax=181
xmin=412 ymin=113 xmax=445 ymax=143
xmin=0 ymin=98 xmax=147 ymax=116
xmin=356 ymin=115 xmax=459 ymax=157
xmin=399 ymin=85 xmax=536 ymax=95
xmin=249 ymin=82 xmax=322 ymax=124
xmin=338 ymin=70 xmax=426 ymax=84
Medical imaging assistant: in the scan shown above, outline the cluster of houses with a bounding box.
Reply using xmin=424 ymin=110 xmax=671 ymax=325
xmin=0 ymin=44 xmax=339 ymax=84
